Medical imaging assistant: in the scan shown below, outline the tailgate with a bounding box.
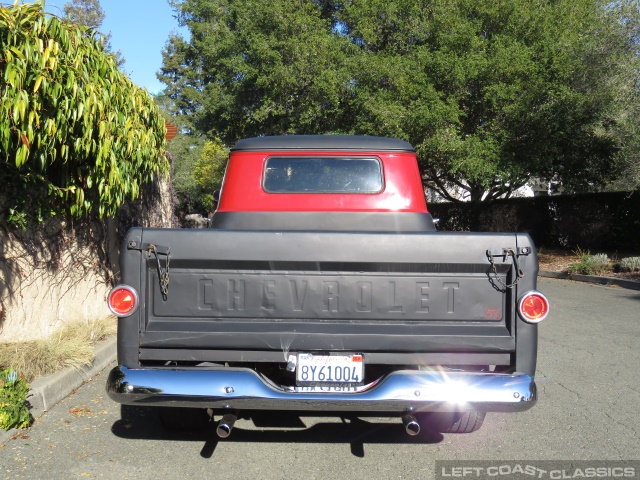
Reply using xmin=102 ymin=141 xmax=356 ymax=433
xmin=125 ymin=229 xmax=534 ymax=355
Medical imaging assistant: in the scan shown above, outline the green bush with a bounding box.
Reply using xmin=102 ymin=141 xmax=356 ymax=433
xmin=619 ymin=257 xmax=640 ymax=272
xmin=0 ymin=368 xmax=31 ymax=431
xmin=193 ymin=139 xmax=228 ymax=213
xmin=567 ymin=249 xmax=611 ymax=276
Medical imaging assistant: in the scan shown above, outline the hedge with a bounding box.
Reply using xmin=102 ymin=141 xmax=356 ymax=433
xmin=428 ymin=191 xmax=640 ymax=252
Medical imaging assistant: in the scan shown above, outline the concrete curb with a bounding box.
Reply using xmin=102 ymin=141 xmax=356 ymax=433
xmin=539 ymin=270 xmax=640 ymax=291
xmin=0 ymin=336 xmax=116 ymax=446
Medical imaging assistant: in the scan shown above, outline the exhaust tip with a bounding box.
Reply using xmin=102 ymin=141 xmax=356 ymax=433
xmin=216 ymin=424 xmax=232 ymax=438
xmin=402 ymin=413 xmax=420 ymax=436
xmin=216 ymin=413 xmax=237 ymax=439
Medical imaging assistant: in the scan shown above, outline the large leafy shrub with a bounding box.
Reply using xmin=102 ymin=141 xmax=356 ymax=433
xmin=0 ymin=2 xmax=168 ymax=221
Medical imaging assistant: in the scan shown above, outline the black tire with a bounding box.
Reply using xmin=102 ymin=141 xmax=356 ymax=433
xmin=423 ymin=411 xmax=486 ymax=434
xmin=158 ymin=407 xmax=209 ymax=431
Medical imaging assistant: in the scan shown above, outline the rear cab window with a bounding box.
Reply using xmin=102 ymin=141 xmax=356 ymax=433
xmin=263 ymin=157 xmax=384 ymax=194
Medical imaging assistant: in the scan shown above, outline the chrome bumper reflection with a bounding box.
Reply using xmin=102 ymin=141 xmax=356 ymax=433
xmin=106 ymin=366 xmax=536 ymax=413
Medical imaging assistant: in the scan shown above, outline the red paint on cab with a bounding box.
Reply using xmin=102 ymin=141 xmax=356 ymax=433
xmin=217 ymin=151 xmax=428 ymax=213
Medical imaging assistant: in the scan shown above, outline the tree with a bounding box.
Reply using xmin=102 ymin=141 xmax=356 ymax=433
xmin=0 ymin=2 xmax=167 ymax=222
xmin=159 ymin=0 xmax=356 ymax=138
xmin=193 ymin=139 xmax=228 ymax=212
xmin=167 ymin=132 xmax=207 ymax=216
xmin=605 ymin=0 xmax=640 ymax=193
xmin=160 ymin=0 xmax=640 ymax=201
xmin=63 ymin=0 xmax=125 ymax=67
xmin=347 ymin=0 xmax=638 ymax=200
xmin=63 ymin=0 xmax=104 ymax=29
xmin=151 ymin=91 xmax=208 ymax=217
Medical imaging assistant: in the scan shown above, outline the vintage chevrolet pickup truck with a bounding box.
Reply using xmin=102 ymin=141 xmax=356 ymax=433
xmin=106 ymin=135 xmax=549 ymax=437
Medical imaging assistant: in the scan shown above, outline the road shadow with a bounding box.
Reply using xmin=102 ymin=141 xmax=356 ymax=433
xmin=620 ymin=292 xmax=640 ymax=301
xmin=111 ymin=406 xmax=444 ymax=459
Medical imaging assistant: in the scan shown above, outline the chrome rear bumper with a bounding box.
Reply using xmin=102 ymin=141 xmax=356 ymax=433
xmin=106 ymin=366 xmax=536 ymax=413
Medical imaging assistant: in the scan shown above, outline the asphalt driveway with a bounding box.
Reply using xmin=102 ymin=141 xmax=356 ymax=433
xmin=1 ymin=278 xmax=638 ymax=480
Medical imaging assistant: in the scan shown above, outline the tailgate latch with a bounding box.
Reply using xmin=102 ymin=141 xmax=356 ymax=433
xmin=486 ymin=248 xmax=528 ymax=290
xmin=128 ymin=241 xmax=171 ymax=300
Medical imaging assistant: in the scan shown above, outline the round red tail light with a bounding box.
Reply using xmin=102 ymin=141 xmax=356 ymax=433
xmin=518 ymin=291 xmax=549 ymax=323
xmin=107 ymin=285 xmax=139 ymax=317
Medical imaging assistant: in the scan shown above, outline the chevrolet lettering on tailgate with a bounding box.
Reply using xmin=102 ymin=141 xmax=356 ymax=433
xmin=149 ymin=274 xmax=505 ymax=322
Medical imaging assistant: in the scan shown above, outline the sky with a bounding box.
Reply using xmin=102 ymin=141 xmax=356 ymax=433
xmin=43 ymin=0 xmax=188 ymax=94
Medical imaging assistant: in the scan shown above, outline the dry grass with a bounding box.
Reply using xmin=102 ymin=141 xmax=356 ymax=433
xmin=0 ymin=316 xmax=116 ymax=383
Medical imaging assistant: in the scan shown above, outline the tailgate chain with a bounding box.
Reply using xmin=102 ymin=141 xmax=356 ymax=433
xmin=486 ymin=248 xmax=524 ymax=290
xmin=148 ymin=244 xmax=170 ymax=300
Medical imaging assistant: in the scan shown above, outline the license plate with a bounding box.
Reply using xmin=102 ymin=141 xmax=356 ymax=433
xmin=296 ymin=353 xmax=364 ymax=386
